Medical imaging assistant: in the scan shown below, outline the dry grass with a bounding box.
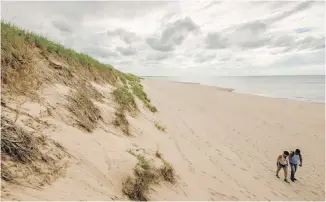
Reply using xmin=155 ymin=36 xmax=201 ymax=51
xmin=122 ymin=155 xmax=158 ymax=201
xmin=79 ymin=81 xmax=104 ymax=102
xmin=1 ymin=163 xmax=14 ymax=183
xmin=122 ymin=152 xmax=176 ymax=201
xmin=1 ymin=22 xmax=42 ymax=98
xmin=155 ymin=149 xmax=162 ymax=159
xmin=112 ymin=86 xmax=138 ymax=135
xmin=159 ymin=160 xmax=176 ymax=184
xmin=1 ymin=117 xmax=44 ymax=163
xmin=154 ymin=122 xmax=166 ymax=132
xmin=113 ymin=108 xmax=131 ymax=136
xmin=1 ymin=22 xmax=119 ymax=86
xmin=1 ymin=116 xmax=68 ymax=186
xmin=66 ymin=89 xmax=102 ymax=132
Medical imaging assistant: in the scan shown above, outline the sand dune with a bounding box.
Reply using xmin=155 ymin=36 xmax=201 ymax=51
xmin=2 ymin=77 xmax=324 ymax=201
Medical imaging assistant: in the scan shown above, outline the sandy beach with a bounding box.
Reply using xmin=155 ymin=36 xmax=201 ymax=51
xmin=2 ymin=78 xmax=324 ymax=201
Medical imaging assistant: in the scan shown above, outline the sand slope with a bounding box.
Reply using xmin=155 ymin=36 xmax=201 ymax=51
xmin=2 ymin=79 xmax=324 ymax=201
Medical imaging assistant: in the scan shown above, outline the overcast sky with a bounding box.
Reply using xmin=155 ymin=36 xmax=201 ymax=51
xmin=2 ymin=1 xmax=325 ymax=76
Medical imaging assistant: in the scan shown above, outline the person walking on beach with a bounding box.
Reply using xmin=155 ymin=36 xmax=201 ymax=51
xmin=276 ymin=151 xmax=290 ymax=183
xmin=289 ymin=149 xmax=302 ymax=182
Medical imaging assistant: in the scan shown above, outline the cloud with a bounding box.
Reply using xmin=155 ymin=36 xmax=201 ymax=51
xmin=273 ymin=49 xmax=325 ymax=67
xmin=194 ymin=52 xmax=217 ymax=63
xmin=147 ymin=52 xmax=171 ymax=61
xmin=107 ymin=29 xmax=138 ymax=44
xmin=82 ymin=46 xmax=118 ymax=59
xmin=205 ymin=33 xmax=228 ymax=49
xmin=1 ymin=1 xmax=324 ymax=76
xmin=271 ymin=35 xmax=325 ymax=51
xmin=205 ymin=21 xmax=269 ymax=49
xmin=116 ymin=46 xmax=137 ymax=56
xmin=265 ymin=1 xmax=315 ymax=24
xmin=200 ymin=1 xmax=224 ymax=10
xmin=52 ymin=19 xmax=73 ymax=33
xmin=146 ymin=17 xmax=199 ymax=52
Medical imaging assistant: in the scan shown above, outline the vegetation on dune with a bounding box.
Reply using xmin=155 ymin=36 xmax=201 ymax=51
xmin=159 ymin=160 xmax=176 ymax=183
xmin=1 ymin=21 xmax=158 ymax=137
xmin=130 ymin=81 xmax=157 ymax=113
xmin=112 ymin=76 xmax=158 ymax=135
xmin=1 ymin=21 xmax=162 ymax=192
xmin=123 ymin=150 xmax=176 ymax=201
xmin=1 ymin=117 xmax=69 ymax=186
xmin=1 ymin=22 xmax=119 ymax=86
xmin=66 ymin=89 xmax=102 ymax=133
xmin=154 ymin=121 xmax=166 ymax=132
xmin=113 ymin=108 xmax=131 ymax=136
xmin=113 ymin=86 xmax=138 ymax=113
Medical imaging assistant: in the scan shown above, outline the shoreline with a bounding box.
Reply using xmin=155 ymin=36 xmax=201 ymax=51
xmin=144 ymin=77 xmax=325 ymax=104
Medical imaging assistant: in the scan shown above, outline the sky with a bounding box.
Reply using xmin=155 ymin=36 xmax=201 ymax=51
xmin=1 ymin=0 xmax=325 ymax=76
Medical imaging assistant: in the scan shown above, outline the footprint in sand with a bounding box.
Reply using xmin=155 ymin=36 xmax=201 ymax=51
xmin=240 ymin=167 xmax=248 ymax=171
xmin=253 ymin=176 xmax=260 ymax=180
xmin=188 ymin=167 xmax=195 ymax=172
xmin=229 ymin=196 xmax=238 ymax=200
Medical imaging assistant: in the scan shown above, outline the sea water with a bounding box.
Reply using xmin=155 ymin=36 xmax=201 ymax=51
xmin=148 ymin=75 xmax=325 ymax=104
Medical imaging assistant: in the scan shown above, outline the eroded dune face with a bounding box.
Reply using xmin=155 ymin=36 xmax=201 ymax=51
xmin=1 ymin=23 xmax=325 ymax=201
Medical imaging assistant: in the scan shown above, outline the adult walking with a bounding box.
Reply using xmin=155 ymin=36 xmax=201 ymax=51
xmin=276 ymin=151 xmax=290 ymax=183
xmin=289 ymin=149 xmax=303 ymax=182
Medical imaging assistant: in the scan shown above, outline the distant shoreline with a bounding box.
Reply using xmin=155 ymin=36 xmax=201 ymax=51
xmin=142 ymin=76 xmax=325 ymax=104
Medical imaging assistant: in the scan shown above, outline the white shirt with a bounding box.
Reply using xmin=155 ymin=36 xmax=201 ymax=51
xmin=278 ymin=155 xmax=287 ymax=165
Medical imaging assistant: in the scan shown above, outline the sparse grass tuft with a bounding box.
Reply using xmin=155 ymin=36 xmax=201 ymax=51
xmin=155 ymin=149 xmax=162 ymax=159
xmin=112 ymin=86 xmax=138 ymax=135
xmin=66 ymin=89 xmax=101 ymax=132
xmin=145 ymin=102 xmax=158 ymax=113
xmin=113 ymin=108 xmax=131 ymax=136
xmin=122 ymin=155 xmax=159 ymax=201
xmin=159 ymin=160 xmax=176 ymax=184
xmin=129 ymin=80 xmax=157 ymax=113
xmin=112 ymin=86 xmax=138 ymax=113
xmin=154 ymin=122 xmax=166 ymax=132
xmin=122 ymin=151 xmax=176 ymax=201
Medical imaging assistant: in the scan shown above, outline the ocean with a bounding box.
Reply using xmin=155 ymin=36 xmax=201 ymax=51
xmin=145 ymin=75 xmax=325 ymax=104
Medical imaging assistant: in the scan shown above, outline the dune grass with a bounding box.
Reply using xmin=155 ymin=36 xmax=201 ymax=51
xmin=154 ymin=122 xmax=166 ymax=132
xmin=113 ymin=108 xmax=131 ymax=136
xmin=129 ymin=81 xmax=157 ymax=113
xmin=1 ymin=116 xmax=68 ymax=186
xmin=66 ymin=89 xmax=102 ymax=132
xmin=122 ymin=155 xmax=159 ymax=201
xmin=123 ymin=150 xmax=176 ymax=201
xmin=2 ymin=21 xmax=157 ymax=137
xmin=113 ymin=86 xmax=138 ymax=113
xmin=159 ymin=160 xmax=176 ymax=183
xmin=1 ymin=21 xmax=119 ymax=90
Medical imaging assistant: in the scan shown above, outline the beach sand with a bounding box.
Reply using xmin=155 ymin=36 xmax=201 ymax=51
xmin=2 ymin=79 xmax=324 ymax=201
